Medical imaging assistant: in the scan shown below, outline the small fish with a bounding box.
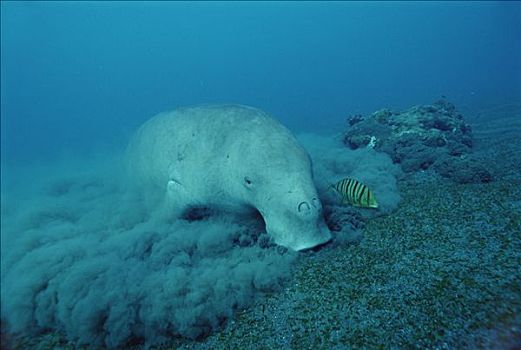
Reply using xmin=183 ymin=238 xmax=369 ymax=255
xmin=332 ymin=178 xmax=378 ymax=208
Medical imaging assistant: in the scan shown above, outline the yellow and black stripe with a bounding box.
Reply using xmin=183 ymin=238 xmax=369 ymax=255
xmin=333 ymin=178 xmax=378 ymax=208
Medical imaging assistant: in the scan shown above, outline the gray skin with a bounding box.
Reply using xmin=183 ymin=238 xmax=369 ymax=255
xmin=127 ymin=104 xmax=331 ymax=251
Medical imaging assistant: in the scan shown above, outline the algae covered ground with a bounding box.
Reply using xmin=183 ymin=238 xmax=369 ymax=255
xmin=25 ymin=175 xmax=519 ymax=350
xmin=171 ymin=176 xmax=520 ymax=350
xmin=15 ymin=169 xmax=521 ymax=350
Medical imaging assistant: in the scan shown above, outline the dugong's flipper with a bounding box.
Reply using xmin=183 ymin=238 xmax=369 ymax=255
xmin=151 ymin=179 xmax=191 ymax=223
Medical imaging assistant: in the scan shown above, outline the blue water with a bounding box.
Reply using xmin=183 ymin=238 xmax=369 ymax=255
xmin=1 ymin=1 xmax=520 ymax=164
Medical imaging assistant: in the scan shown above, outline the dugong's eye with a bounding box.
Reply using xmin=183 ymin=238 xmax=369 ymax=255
xmin=244 ymin=177 xmax=253 ymax=189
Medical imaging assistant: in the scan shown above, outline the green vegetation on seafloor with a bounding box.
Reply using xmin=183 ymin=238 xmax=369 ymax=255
xmin=10 ymin=178 xmax=521 ymax=350
xmin=181 ymin=179 xmax=520 ymax=350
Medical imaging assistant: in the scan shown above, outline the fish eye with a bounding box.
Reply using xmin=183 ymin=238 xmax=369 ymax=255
xmin=244 ymin=177 xmax=253 ymax=187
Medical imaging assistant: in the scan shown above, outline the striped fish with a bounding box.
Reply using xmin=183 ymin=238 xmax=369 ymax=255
xmin=332 ymin=178 xmax=378 ymax=208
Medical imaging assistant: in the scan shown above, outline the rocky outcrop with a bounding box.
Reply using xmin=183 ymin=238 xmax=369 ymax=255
xmin=343 ymin=100 xmax=491 ymax=183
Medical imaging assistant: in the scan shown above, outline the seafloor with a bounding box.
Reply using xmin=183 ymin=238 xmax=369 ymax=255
xmin=6 ymin=103 xmax=521 ymax=349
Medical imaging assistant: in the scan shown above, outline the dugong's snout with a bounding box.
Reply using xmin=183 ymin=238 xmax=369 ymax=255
xmin=264 ymin=196 xmax=332 ymax=251
xmin=290 ymin=219 xmax=332 ymax=251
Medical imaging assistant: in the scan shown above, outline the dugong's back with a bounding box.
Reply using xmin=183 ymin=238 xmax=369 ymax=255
xmin=127 ymin=104 xmax=305 ymax=190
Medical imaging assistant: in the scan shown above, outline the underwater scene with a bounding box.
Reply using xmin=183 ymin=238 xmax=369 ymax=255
xmin=1 ymin=2 xmax=520 ymax=349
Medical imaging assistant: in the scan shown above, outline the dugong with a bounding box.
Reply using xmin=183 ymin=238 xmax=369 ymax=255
xmin=127 ymin=105 xmax=331 ymax=251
